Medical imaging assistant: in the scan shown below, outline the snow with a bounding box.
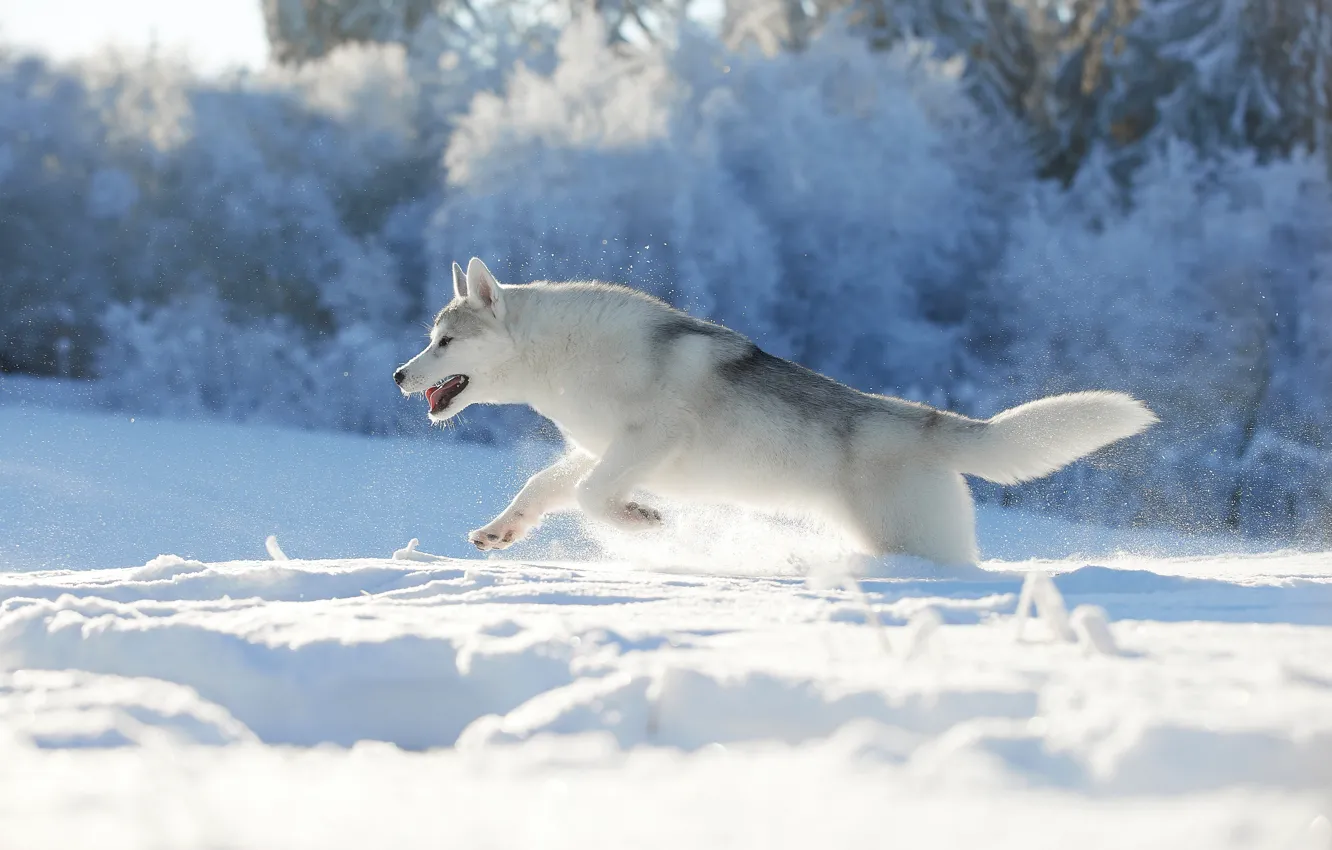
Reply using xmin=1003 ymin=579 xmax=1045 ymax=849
xmin=3 ymin=405 xmax=1332 ymax=847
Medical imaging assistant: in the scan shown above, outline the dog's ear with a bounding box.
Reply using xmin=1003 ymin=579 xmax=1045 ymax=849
xmin=466 ymin=257 xmax=505 ymax=320
xmin=452 ymin=262 xmax=468 ymax=300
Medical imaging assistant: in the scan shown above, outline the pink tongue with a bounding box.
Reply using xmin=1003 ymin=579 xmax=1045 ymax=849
xmin=426 ymin=376 xmax=462 ymax=411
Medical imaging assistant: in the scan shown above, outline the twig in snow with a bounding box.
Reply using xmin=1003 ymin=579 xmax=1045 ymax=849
xmin=392 ymin=538 xmax=451 ymax=563
xmin=265 ymin=535 xmax=289 ymax=561
xmin=902 ymin=607 xmax=943 ymax=660
xmin=807 ymin=555 xmax=895 ymax=656
xmin=1015 ymin=571 xmax=1076 ymax=643
xmin=842 ymin=575 xmax=895 ymax=657
xmin=1070 ymin=605 xmax=1120 ymax=656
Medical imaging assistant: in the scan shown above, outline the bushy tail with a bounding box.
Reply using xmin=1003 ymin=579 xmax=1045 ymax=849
xmin=945 ymin=391 xmax=1157 ymax=485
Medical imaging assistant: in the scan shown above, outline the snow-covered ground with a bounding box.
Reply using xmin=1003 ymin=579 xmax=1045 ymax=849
xmin=3 ymin=404 xmax=1332 ymax=848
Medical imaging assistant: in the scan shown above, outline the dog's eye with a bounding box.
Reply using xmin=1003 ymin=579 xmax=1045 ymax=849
xmin=437 ymin=336 xmax=452 ymax=349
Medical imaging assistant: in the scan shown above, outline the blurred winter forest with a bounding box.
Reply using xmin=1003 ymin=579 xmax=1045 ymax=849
xmin=1 ymin=0 xmax=1329 ymax=540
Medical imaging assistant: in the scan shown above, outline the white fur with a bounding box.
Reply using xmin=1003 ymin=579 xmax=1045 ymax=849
xmin=941 ymin=391 xmax=1158 ymax=486
xmin=396 ymin=259 xmax=1157 ymax=566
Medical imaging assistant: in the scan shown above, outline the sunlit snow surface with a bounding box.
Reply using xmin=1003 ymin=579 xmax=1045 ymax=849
xmin=2 ymin=405 xmax=1331 ymax=848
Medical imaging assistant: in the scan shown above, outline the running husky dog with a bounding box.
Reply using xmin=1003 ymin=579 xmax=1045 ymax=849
xmin=394 ymin=258 xmax=1157 ymax=566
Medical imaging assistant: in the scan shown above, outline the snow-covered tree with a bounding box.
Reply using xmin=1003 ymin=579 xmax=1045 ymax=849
xmin=722 ymin=0 xmax=1040 ymax=127
xmin=0 ymin=54 xmax=116 ymax=378
xmin=96 ymin=295 xmax=430 ymax=435
xmin=1039 ymin=0 xmax=1332 ymax=180
xmin=262 ymin=0 xmax=441 ymax=63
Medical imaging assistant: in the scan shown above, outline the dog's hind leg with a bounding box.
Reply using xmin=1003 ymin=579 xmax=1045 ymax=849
xmin=842 ymin=465 xmax=979 ymax=566
xmin=470 ymin=451 xmax=595 ymax=551
xmin=574 ymin=424 xmax=678 ymax=531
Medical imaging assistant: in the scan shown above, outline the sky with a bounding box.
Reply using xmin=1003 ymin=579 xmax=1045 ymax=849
xmin=0 ymin=0 xmax=268 ymax=74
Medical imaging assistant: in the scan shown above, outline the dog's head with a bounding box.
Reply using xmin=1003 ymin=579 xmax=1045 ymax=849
xmin=394 ymin=257 xmax=516 ymax=423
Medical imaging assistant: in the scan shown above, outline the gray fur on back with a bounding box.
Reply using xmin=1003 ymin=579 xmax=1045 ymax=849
xmin=647 ymin=307 xmax=966 ymax=442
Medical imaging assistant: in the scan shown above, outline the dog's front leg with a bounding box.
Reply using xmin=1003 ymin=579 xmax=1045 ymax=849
xmin=469 ymin=451 xmax=594 ymax=551
xmin=575 ymin=425 xmax=675 ymax=531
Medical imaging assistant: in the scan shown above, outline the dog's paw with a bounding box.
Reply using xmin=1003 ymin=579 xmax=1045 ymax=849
xmin=620 ymin=501 xmax=663 ymax=528
xmin=468 ymin=517 xmax=528 ymax=551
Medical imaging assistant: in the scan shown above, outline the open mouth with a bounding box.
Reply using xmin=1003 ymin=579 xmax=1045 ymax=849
xmin=425 ymin=375 xmax=469 ymax=415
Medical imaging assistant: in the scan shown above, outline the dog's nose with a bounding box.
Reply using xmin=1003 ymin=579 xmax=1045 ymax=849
xmin=393 ymin=369 xmax=406 ymax=386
